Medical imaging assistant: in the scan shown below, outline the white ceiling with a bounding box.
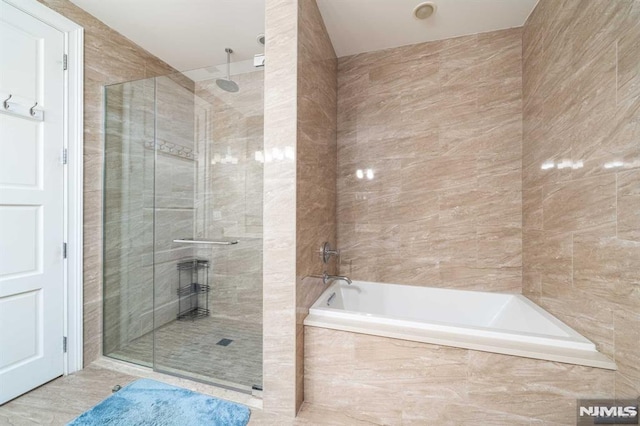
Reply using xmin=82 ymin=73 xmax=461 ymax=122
xmin=317 ymin=0 xmax=539 ymax=57
xmin=69 ymin=0 xmax=538 ymax=71
xmin=181 ymin=59 xmax=260 ymax=82
xmin=69 ymin=0 xmax=265 ymax=71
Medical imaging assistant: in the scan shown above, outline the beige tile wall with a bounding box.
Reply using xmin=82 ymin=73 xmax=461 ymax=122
xmin=195 ymin=71 xmax=264 ymax=326
xmin=305 ymin=2 xmax=639 ymax=423
xmin=151 ymin=76 xmax=197 ymax=329
xmin=36 ymin=0 xmax=191 ymax=366
xmin=522 ymin=0 xmax=640 ymax=398
xmin=295 ymin=0 xmax=338 ymax=412
xmin=336 ymin=29 xmax=523 ymax=292
xmin=263 ymin=0 xmax=299 ymax=416
xmin=304 ymin=326 xmax=615 ymax=425
xmin=263 ymin=0 xmax=338 ymax=415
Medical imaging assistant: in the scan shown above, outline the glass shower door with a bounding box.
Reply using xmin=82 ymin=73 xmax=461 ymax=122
xmin=151 ymin=70 xmax=264 ymax=392
xmin=103 ymin=77 xmax=156 ymax=367
xmin=104 ymin=67 xmax=264 ymax=393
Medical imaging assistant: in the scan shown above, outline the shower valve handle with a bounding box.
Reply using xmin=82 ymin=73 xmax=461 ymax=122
xmin=321 ymin=242 xmax=340 ymax=264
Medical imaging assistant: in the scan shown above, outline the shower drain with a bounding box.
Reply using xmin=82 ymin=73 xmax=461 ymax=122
xmin=216 ymin=338 xmax=233 ymax=346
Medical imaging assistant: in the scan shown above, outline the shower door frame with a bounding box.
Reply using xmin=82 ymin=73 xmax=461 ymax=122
xmin=3 ymin=0 xmax=85 ymax=375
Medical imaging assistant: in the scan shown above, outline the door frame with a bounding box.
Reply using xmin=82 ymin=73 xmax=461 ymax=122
xmin=2 ymin=0 xmax=84 ymax=375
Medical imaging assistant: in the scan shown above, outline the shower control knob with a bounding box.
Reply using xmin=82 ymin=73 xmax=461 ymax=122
xmin=321 ymin=242 xmax=340 ymax=264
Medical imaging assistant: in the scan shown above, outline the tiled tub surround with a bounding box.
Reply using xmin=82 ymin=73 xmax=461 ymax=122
xmin=295 ymin=0 xmax=338 ymax=412
xmin=304 ymin=326 xmax=615 ymax=425
xmin=305 ymin=281 xmax=615 ymax=369
xmin=303 ymin=1 xmax=640 ymax=424
xmin=336 ymin=28 xmax=523 ymax=293
xmin=522 ymin=0 xmax=640 ymax=398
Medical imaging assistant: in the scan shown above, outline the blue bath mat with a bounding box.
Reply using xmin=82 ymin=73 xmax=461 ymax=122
xmin=67 ymin=378 xmax=251 ymax=426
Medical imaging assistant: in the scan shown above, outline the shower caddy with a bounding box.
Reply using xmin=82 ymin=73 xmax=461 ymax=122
xmin=176 ymin=258 xmax=210 ymax=320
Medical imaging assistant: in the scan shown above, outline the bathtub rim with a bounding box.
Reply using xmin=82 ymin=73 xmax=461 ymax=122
xmin=310 ymin=281 xmax=592 ymax=350
xmin=304 ymin=281 xmax=617 ymax=371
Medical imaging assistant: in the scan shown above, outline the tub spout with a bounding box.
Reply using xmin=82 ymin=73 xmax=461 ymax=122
xmin=323 ymin=272 xmax=352 ymax=285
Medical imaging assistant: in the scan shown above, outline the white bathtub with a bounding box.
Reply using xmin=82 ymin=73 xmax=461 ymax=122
xmin=304 ymin=281 xmax=616 ymax=370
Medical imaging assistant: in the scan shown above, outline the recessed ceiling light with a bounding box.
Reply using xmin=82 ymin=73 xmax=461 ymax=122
xmin=413 ymin=2 xmax=437 ymax=20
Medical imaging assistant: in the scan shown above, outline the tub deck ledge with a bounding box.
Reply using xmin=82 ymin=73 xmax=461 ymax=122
xmin=303 ymin=313 xmax=617 ymax=371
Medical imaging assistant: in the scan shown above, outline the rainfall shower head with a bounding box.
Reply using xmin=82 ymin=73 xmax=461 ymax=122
xmin=216 ymin=48 xmax=239 ymax=93
xmin=216 ymin=78 xmax=239 ymax=93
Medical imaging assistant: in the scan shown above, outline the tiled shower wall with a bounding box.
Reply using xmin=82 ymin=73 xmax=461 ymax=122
xmin=194 ymin=71 xmax=264 ymax=326
xmin=36 ymin=0 xmax=190 ymax=365
xmin=151 ymin=76 xmax=197 ymax=330
xmin=336 ymin=29 xmax=523 ymax=292
xmin=522 ymin=0 xmax=640 ymax=398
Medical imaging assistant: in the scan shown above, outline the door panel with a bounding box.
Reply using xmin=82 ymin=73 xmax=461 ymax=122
xmin=0 ymin=0 xmax=65 ymax=405
xmin=0 ymin=206 xmax=40 ymax=277
xmin=0 ymin=290 xmax=42 ymax=368
xmin=0 ymin=115 xmax=41 ymax=188
xmin=0 ymin=19 xmax=39 ymax=100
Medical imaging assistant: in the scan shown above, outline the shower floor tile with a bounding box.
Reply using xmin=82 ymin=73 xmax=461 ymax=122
xmin=109 ymin=316 xmax=262 ymax=390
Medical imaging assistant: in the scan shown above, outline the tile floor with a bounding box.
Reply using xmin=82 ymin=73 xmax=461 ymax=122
xmin=0 ymin=359 xmax=362 ymax=426
xmin=108 ymin=316 xmax=263 ymax=392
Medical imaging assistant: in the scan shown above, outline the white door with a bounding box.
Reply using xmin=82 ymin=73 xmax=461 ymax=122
xmin=0 ymin=0 xmax=65 ymax=405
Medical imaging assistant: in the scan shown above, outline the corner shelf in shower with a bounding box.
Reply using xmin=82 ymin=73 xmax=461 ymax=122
xmin=176 ymin=259 xmax=210 ymax=321
xmin=177 ymin=282 xmax=210 ymax=296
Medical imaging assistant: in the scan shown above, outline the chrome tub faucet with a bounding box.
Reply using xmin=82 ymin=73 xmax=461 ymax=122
xmin=322 ymin=272 xmax=352 ymax=285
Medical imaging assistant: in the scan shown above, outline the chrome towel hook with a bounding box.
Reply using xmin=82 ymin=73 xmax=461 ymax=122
xmin=0 ymin=95 xmax=44 ymax=121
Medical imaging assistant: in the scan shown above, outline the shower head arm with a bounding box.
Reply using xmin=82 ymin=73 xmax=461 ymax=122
xmin=216 ymin=48 xmax=239 ymax=92
xmin=225 ymin=48 xmax=232 ymax=80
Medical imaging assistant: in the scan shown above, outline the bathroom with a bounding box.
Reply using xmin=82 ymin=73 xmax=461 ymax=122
xmin=0 ymin=0 xmax=638 ymax=424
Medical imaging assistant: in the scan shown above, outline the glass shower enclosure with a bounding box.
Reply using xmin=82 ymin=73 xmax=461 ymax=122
xmin=103 ymin=68 xmax=264 ymax=393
